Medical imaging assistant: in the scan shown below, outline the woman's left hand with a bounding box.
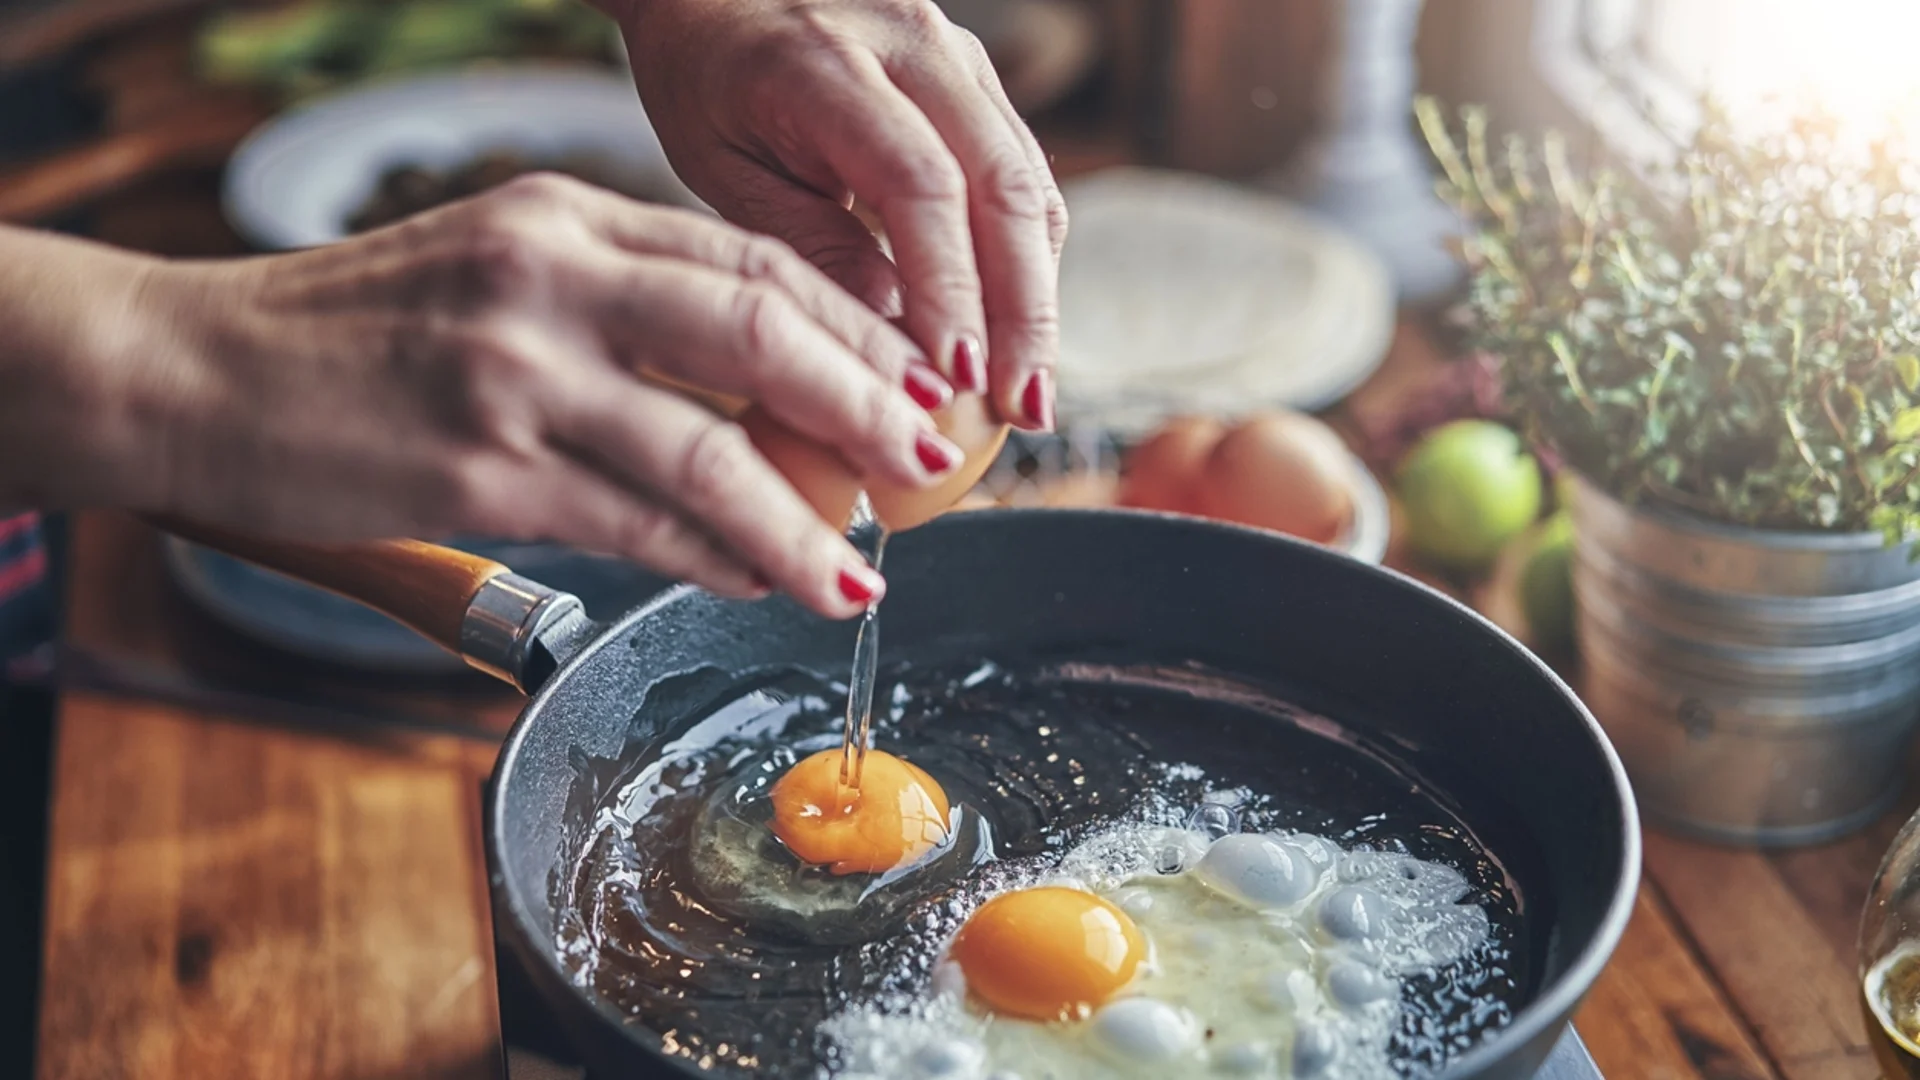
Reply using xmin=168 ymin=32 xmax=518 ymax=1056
xmin=606 ymin=0 xmax=1066 ymax=432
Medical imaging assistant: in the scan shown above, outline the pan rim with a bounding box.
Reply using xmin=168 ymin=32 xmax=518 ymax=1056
xmin=486 ymin=507 xmax=1642 ymax=1079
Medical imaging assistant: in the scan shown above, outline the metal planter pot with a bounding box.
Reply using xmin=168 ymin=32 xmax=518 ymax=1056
xmin=1569 ymin=475 xmax=1920 ymax=846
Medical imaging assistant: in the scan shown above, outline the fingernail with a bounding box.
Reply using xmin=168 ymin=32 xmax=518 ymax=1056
xmin=749 ymin=571 xmax=775 ymax=595
xmin=915 ymin=430 xmax=963 ymax=475
xmin=838 ymin=564 xmax=885 ymax=606
xmin=903 ymin=363 xmax=952 ymax=411
xmin=1019 ymin=369 xmax=1055 ymax=431
xmin=952 ymin=335 xmax=987 ymax=394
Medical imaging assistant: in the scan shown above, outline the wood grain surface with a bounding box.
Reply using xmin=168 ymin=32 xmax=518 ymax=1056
xmin=39 ymin=692 xmax=504 ymax=1080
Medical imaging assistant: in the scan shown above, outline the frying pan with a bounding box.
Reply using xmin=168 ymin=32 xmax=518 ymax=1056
xmin=165 ymin=509 xmax=1639 ymax=1079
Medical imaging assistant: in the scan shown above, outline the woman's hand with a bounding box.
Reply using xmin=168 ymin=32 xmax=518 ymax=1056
xmin=0 ymin=176 xmax=964 ymax=618
xmin=610 ymin=0 xmax=1067 ymax=431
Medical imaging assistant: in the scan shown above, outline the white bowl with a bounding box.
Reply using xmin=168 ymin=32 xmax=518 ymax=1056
xmin=223 ymin=65 xmax=701 ymax=251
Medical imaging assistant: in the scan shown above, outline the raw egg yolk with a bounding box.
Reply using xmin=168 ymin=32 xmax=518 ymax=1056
xmin=948 ymin=887 xmax=1146 ymax=1021
xmin=769 ymin=749 xmax=951 ymax=875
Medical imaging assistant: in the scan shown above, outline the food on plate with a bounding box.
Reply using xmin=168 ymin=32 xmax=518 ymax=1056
xmin=197 ymin=0 xmax=620 ymax=100
xmin=1192 ymin=411 xmax=1354 ymax=545
xmin=770 ymin=748 xmax=952 ymax=876
xmin=1116 ymin=416 xmax=1224 ymax=514
xmin=1395 ymin=420 xmax=1542 ymax=572
xmin=344 ymin=149 xmax=686 ymax=232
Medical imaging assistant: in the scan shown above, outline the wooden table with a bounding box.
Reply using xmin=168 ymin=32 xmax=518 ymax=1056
xmin=10 ymin=29 xmax=1907 ymax=1079
xmin=37 ymin=448 xmax=1911 ymax=1080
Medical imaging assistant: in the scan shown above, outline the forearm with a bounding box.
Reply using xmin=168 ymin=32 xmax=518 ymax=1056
xmin=0 ymin=225 xmax=181 ymax=513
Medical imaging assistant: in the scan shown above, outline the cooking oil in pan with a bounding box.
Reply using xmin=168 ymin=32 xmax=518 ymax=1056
xmin=559 ymin=661 xmax=1531 ymax=1078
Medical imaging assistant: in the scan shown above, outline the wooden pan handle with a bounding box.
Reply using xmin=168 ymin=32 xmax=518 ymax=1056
xmin=148 ymin=516 xmax=509 ymax=656
xmin=0 ymin=95 xmax=266 ymax=225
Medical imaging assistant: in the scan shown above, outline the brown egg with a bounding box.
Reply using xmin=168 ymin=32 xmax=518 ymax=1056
xmin=1192 ymin=411 xmax=1354 ymax=544
xmin=1040 ymin=471 xmax=1120 ymax=508
xmin=945 ymin=491 xmax=1004 ymax=515
xmin=1116 ymin=416 xmax=1225 ymax=514
xmin=737 ymin=406 xmax=866 ymax=532
xmin=868 ymin=395 xmax=1009 ymax=530
xmin=735 ymin=395 xmax=1008 ymax=535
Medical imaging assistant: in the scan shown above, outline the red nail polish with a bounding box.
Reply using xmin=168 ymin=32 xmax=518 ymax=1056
xmin=952 ymin=336 xmax=987 ymax=394
xmin=1020 ymin=369 xmax=1055 ymax=431
xmin=838 ymin=566 xmax=884 ymax=605
xmin=915 ymin=430 xmax=961 ymax=474
xmin=749 ymin=571 xmax=775 ymax=594
xmin=904 ymin=364 xmax=952 ymax=410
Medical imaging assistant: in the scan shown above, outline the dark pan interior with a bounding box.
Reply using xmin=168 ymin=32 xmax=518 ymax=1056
xmin=487 ymin=509 xmax=1639 ymax=1080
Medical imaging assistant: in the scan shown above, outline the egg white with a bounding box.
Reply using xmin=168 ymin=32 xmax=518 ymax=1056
xmin=819 ymin=814 xmax=1491 ymax=1080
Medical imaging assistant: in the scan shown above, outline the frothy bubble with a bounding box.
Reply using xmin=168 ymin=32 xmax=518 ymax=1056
xmin=820 ymin=804 xmax=1497 ymax=1080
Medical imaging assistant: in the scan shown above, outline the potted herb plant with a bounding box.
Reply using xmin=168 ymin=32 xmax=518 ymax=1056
xmin=1417 ymin=98 xmax=1920 ymax=846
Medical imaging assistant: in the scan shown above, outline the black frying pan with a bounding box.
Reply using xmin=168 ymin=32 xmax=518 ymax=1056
xmin=164 ymin=509 xmax=1639 ymax=1079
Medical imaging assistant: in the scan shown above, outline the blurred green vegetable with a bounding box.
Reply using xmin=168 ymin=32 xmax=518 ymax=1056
xmin=196 ymin=0 xmax=620 ymax=99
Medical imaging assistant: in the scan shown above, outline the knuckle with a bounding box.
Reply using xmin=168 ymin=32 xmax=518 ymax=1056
xmin=976 ymin=146 xmax=1048 ymax=219
xmin=456 ymin=215 xmax=550 ymax=298
xmin=674 ymin=420 xmax=757 ymax=507
xmin=731 ymin=283 xmax=799 ymax=365
xmin=855 ymin=319 xmax=907 ymax=376
xmin=947 ymin=25 xmax=992 ymax=72
xmin=494 ymin=170 xmax=586 ymax=209
xmin=1010 ymin=296 xmax=1063 ymax=350
xmin=860 ymin=381 xmax=909 ymax=450
xmin=1045 ymin=188 xmax=1071 ymax=246
xmin=737 ymin=235 xmax=803 ymax=284
xmin=882 ymin=144 xmax=966 ymax=204
xmin=897 ymin=0 xmax=950 ymax=39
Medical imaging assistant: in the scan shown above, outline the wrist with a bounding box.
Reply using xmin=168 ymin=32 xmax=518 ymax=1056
xmin=0 ymin=228 xmax=213 ymax=514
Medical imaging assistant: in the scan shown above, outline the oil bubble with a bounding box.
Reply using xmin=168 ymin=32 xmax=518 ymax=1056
xmin=1320 ymin=886 xmax=1390 ymax=941
xmin=1293 ymin=1021 xmax=1338 ymax=1076
xmin=1186 ymin=802 xmax=1239 ymax=839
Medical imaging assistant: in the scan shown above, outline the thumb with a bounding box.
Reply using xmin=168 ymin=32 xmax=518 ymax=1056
xmin=700 ymin=161 xmax=905 ymax=318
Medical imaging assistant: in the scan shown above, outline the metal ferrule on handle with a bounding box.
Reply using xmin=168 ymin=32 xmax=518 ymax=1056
xmin=459 ymin=573 xmax=589 ymax=693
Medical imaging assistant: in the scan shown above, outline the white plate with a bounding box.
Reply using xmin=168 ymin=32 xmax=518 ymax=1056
xmin=223 ymin=66 xmax=701 ymax=251
xmin=1056 ymin=168 xmax=1396 ymax=436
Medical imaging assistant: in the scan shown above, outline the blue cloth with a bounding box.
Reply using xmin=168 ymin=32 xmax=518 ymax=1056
xmin=0 ymin=514 xmax=54 ymax=682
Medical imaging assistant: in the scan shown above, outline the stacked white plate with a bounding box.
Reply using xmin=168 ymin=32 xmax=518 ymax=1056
xmin=1055 ymin=168 xmax=1396 ymax=438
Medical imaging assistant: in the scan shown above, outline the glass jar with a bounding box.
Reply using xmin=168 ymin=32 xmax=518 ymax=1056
xmin=1860 ymin=807 xmax=1920 ymax=1078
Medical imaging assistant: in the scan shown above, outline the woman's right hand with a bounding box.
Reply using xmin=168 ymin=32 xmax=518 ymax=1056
xmin=20 ymin=174 xmax=966 ymax=618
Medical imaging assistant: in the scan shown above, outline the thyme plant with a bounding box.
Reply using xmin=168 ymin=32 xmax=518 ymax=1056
xmin=1417 ymin=97 xmax=1920 ymax=539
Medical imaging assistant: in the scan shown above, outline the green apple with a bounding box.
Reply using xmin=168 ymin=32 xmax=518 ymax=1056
xmin=1519 ymin=511 xmax=1575 ymax=648
xmin=1396 ymin=420 xmax=1543 ymax=572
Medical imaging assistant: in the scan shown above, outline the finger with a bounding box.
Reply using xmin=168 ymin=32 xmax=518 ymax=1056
xmin=580 ymin=252 xmax=961 ymax=489
xmin=783 ymin=50 xmax=989 ymax=396
xmin=687 ymin=160 xmax=907 ymax=319
xmin=527 ymin=455 xmax=769 ymax=600
xmin=965 ymin=38 xmax=1070 ymax=264
xmin=569 ymin=192 xmax=950 ymax=411
xmin=556 ymin=379 xmax=884 ymax=619
xmin=891 ymin=29 xmax=1060 ymax=431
